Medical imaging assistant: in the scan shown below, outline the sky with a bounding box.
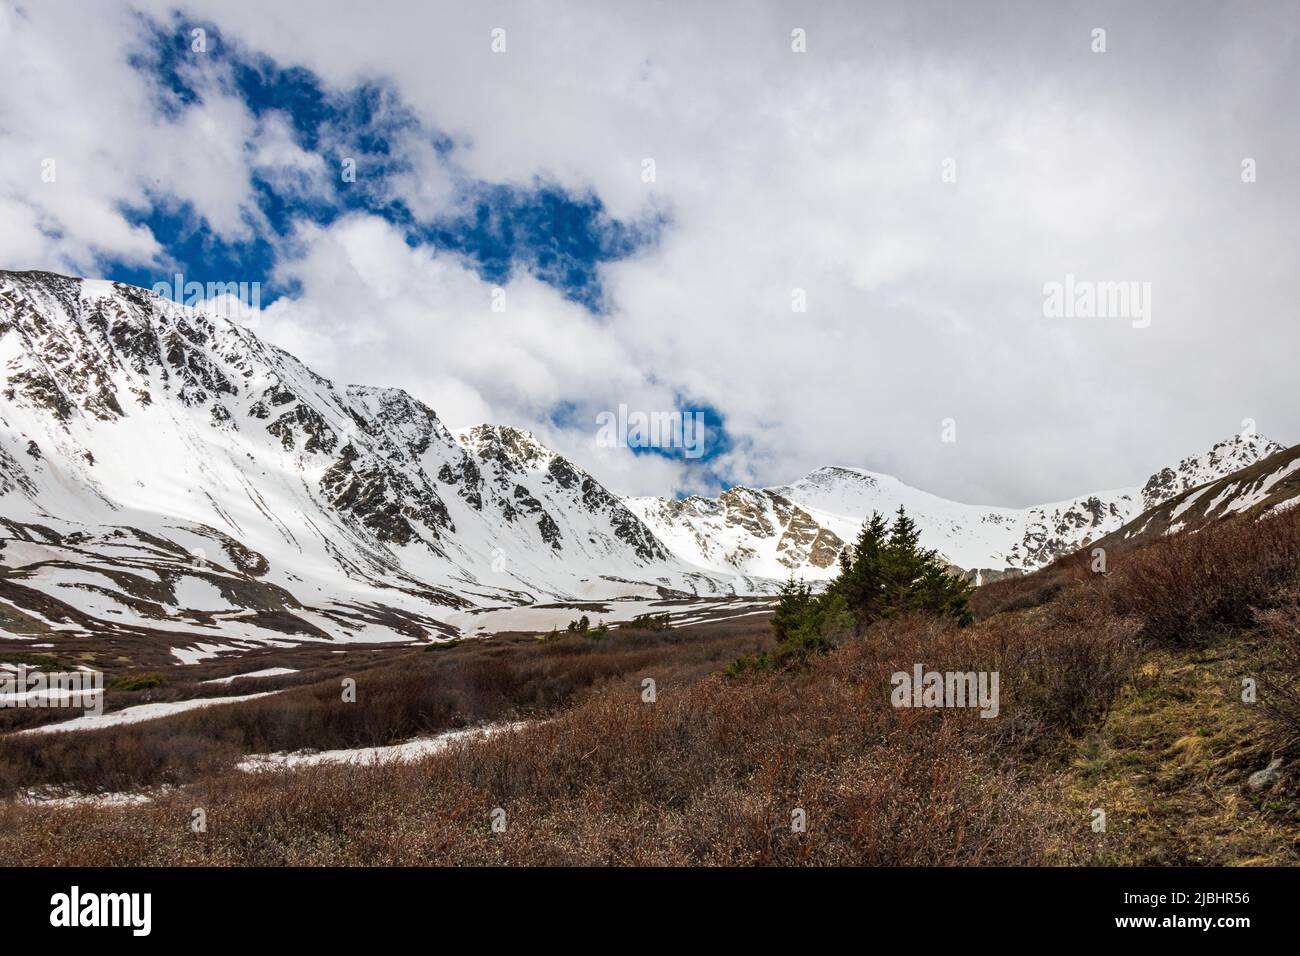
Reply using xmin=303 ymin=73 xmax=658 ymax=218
xmin=1 ymin=0 xmax=1297 ymax=506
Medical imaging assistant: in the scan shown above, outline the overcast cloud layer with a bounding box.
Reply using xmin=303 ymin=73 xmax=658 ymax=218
xmin=2 ymin=0 xmax=1297 ymax=506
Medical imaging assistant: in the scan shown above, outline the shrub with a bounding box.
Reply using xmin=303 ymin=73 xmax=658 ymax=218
xmin=969 ymin=554 xmax=1090 ymax=619
xmin=1256 ymin=593 xmax=1300 ymax=757
xmin=621 ymin=612 xmax=672 ymax=632
xmin=0 ymin=623 xmax=1069 ymax=866
xmin=996 ymin=595 xmax=1140 ymax=742
xmin=1109 ymin=506 xmax=1300 ymax=645
xmin=0 ymin=653 xmax=67 ymax=670
xmin=741 ymin=508 xmax=974 ymax=674
xmin=0 ymin=616 xmax=780 ymax=797
xmin=108 ymin=672 xmax=166 ymax=691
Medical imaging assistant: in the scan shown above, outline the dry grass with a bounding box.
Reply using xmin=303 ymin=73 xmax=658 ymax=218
xmin=1057 ymin=637 xmax=1300 ymax=865
xmin=0 ymin=602 xmax=1135 ymax=865
xmin=4 ymin=505 xmax=1300 ymax=865
xmin=0 ymin=614 xmax=775 ymax=797
xmin=1255 ymin=592 xmax=1300 ymax=757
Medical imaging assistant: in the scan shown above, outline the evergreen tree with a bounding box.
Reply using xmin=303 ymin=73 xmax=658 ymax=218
xmin=881 ymin=505 xmax=926 ymax=611
xmin=739 ymin=507 xmax=975 ymax=676
xmin=874 ymin=506 xmax=973 ymax=624
xmin=837 ymin=511 xmax=889 ymax=625
xmin=772 ymin=575 xmax=816 ymax=643
xmin=912 ymin=559 xmax=975 ymax=626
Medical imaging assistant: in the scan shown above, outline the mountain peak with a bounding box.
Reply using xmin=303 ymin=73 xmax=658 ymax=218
xmin=4 ymin=269 xmax=1297 ymax=645
xmin=453 ymin=424 xmax=556 ymax=469
xmin=1140 ymin=432 xmax=1285 ymax=509
xmin=0 ymin=272 xmax=735 ymax=645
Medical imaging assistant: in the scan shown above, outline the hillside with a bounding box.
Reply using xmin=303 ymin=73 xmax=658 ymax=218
xmin=3 ymin=480 xmax=1297 ymax=865
xmin=0 ymin=270 xmax=733 ymax=649
xmin=1098 ymin=443 xmax=1300 ymax=550
xmin=1 ymin=269 xmax=1290 ymax=649
xmin=628 ymin=434 xmax=1285 ymax=582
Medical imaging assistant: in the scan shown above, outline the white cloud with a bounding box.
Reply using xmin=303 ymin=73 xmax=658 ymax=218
xmin=4 ymin=0 xmax=1299 ymax=505
xmin=258 ymin=214 xmax=696 ymax=495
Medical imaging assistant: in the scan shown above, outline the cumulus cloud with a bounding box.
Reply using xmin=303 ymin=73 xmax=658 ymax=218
xmin=259 ymin=214 xmax=696 ymax=494
xmin=3 ymin=0 xmax=1299 ymax=505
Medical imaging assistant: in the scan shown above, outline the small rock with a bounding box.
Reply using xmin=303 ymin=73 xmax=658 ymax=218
xmin=1247 ymin=757 xmax=1284 ymax=791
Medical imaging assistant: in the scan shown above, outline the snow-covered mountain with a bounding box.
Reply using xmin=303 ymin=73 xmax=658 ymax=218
xmin=1138 ymin=434 xmax=1286 ymax=510
xmin=1099 ymin=441 xmax=1300 ymax=549
xmin=627 ymin=433 xmax=1285 ymax=583
xmin=0 ymin=270 xmax=729 ymax=647
xmin=0 ymin=269 xmax=1288 ymax=646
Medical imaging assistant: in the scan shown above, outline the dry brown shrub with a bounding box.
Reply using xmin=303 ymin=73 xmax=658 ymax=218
xmin=1108 ymin=506 xmax=1300 ymax=645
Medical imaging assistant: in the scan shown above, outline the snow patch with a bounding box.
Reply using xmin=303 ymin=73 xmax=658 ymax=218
xmin=200 ymin=667 xmax=298 ymax=685
xmin=16 ymin=691 xmax=282 ymax=734
xmin=237 ymin=721 xmax=526 ymax=771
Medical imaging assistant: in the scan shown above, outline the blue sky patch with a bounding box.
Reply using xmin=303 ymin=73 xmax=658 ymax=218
xmin=106 ymin=16 xmax=659 ymax=313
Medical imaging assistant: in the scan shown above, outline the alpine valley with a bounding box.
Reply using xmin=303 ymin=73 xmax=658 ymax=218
xmin=1 ymin=270 xmax=1292 ymax=653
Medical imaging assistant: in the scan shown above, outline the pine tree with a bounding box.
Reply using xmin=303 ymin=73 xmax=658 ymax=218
xmin=837 ymin=511 xmax=888 ymax=625
xmin=746 ymin=507 xmax=975 ymax=676
xmin=832 ymin=507 xmax=972 ymax=630
xmin=880 ymin=506 xmax=925 ymax=611
xmin=880 ymin=506 xmax=973 ymax=624
xmin=772 ymin=575 xmax=815 ymax=643
xmin=913 ymin=560 xmax=974 ymax=626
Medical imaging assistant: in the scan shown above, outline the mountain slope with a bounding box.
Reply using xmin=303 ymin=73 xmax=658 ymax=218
xmin=628 ymin=434 xmax=1285 ymax=583
xmin=1 ymin=269 xmax=1288 ymax=647
xmin=1097 ymin=442 xmax=1300 ymax=550
xmin=0 ymin=270 xmax=728 ymax=647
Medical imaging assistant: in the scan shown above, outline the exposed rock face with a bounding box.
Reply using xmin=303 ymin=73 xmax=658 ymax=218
xmin=451 ymin=423 xmax=671 ymax=564
xmin=2 ymin=269 xmax=1292 ymax=646
xmin=1140 ymin=434 xmax=1285 ymax=509
xmin=0 ymin=270 xmax=734 ymax=644
xmin=624 ymin=486 xmax=847 ymax=578
xmin=629 ymin=438 xmax=1287 ymax=582
xmin=1098 ymin=442 xmax=1300 ymax=551
xmin=1012 ymin=495 xmax=1135 ymax=569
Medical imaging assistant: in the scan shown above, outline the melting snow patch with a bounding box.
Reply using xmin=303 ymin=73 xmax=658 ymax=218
xmin=15 ymin=786 xmax=174 ymax=807
xmin=0 ymin=687 xmax=103 ymax=706
xmin=237 ymin=721 xmax=527 ymax=771
xmin=1205 ymin=482 xmax=1240 ymax=515
xmin=1223 ymin=458 xmax=1300 ymax=515
xmin=172 ymin=576 xmax=234 ymax=613
xmin=1169 ymin=485 xmax=1213 ymax=522
xmin=171 ymin=642 xmax=241 ymax=665
xmin=16 ymin=691 xmax=282 ymax=735
xmin=201 ymin=667 xmax=298 ymax=685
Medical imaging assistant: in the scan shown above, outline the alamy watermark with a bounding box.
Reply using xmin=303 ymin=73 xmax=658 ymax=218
xmin=1 ymin=665 xmax=103 ymax=717
xmin=596 ymin=404 xmax=707 ymax=459
xmin=50 ymin=886 xmax=150 ymax=936
xmin=1042 ymin=274 xmax=1151 ymax=329
xmin=891 ymin=664 xmax=999 ymax=718
xmin=152 ymin=273 xmax=262 ymax=327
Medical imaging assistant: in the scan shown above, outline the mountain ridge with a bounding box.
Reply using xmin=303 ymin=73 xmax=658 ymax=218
xmin=626 ymin=432 xmax=1283 ymax=584
xmin=0 ymin=269 xmax=1290 ymax=646
xmin=0 ymin=270 xmax=730 ymax=649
